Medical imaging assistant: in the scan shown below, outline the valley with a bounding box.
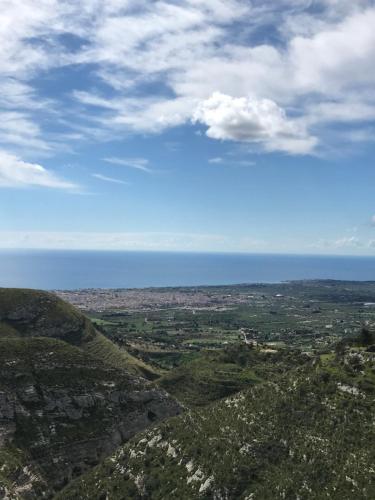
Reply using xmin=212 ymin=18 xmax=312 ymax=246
xmin=57 ymin=280 xmax=375 ymax=371
xmin=1 ymin=282 xmax=375 ymax=498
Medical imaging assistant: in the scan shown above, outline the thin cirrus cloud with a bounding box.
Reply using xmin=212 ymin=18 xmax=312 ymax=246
xmin=0 ymin=111 xmax=51 ymax=152
xmin=92 ymin=173 xmax=129 ymax=185
xmin=208 ymin=157 xmax=256 ymax=167
xmin=0 ymin=150 xmax=77 ymax=190
xmin=103 ymin=157 xmax=152 ymax=173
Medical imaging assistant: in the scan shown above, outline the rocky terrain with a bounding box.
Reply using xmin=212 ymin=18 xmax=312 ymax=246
xmin=0 ymin=289 xmax=180 ymax=499
xmin=1 ymin=287 xmax=375 ymax=499
xmin=59 ymin=348 xmax=375 ymax=499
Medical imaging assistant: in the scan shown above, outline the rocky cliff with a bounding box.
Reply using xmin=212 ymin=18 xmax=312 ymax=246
xmin=59 ymin=350 xmax=375 ymax=499
xmin=0 ymin=289 xmax=181 ymax=499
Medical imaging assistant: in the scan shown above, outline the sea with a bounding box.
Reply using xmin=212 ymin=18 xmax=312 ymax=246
xmin=1 ymin=250 xmax=375 ymax=290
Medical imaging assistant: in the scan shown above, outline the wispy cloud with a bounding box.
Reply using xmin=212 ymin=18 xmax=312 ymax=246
xmin=0 ymin=231 xmax=227 ymax=251
xmin=70 ymin=1 xmax=375 ymax=153
xmin=0 ymin=111 xmax=50 ymax=152
xmin=0 ymin=0 xmax=374 ymax=162
xmin=92 ymin=173 xmax=129 ymax=185
xmin=209 ymin=156 xmax=256 ymax=166
xmin=209 ymin=157 xmax=224 ymax=164
xmin=0 ymin=150 xmax=77 ymax=190
xmin=104 ymin=157 xmax=152 ymax=173
xmin=333 ymin=236 xmax=363 ymax=249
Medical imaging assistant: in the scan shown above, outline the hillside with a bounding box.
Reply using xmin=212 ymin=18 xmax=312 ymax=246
xmin=157 ymin=345 xmax=310 ymax=407
xmin=0 ymin=288 xmax=158 ymax=379
xmin=0 ymin=289 xmax=180 ymax=498
xmin=59 ymin=348 xmax=375 ymax=499
xmin=2 ymin=287 xmax=375 ymax=499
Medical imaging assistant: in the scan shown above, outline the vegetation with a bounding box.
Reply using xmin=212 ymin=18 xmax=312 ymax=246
xmin=59 ymin=350 xmax=375 ymax=499
xmin=0 ymin=289 xmax=180 ymax=498
xmin=86 ymin=280 xmax=375 ymax=373
xmin=0 ymin=287 xmax=157 ymax=378
xmin=84 ymin=332 xmax=160 ymax=379
xmin=1 ymin=283 xmax=375 ymax=498
xmin=157 ymin=345 xmax=309 ymax=407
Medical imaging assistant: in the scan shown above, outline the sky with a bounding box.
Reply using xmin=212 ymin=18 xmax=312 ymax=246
xmin=1 ymin=0 xmax=375 ymax=255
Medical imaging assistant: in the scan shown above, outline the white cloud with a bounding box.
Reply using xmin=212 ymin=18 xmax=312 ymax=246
xmin=194 ymin=92 xmax=317 ymax=154
xmin=1 ymin=0 xmax=375 ymax=158
xmin=104 ymin=157 xmax=152 ymax=172
xmin=0 ymin=78 xmax=50 ymax=110
xmin=0 ymin=150 xmax=77 ymax=189
xmin=289 ymin=9 xmax=375 ymax=95
xmin=81 ymin=2 xmax=375 ymax=145
xmin=73 ymin=93 xmax=196 ymax=134
xmin=0 ymin=229 xmax=273 ymax=252
xmin=333 ymin=236 xmax=362 ymax=248
xmin=92 ymin=173 xmax=129 ymax=185
xmin=208 ymin=156 xmax=256 ymax=166
xmin=1 ymin=228 xmax=375 ymax=254
xmin=0 ymin=230 xmax=227 ymax=251
xmin=0 ymin=111 xmax=50 ymax=151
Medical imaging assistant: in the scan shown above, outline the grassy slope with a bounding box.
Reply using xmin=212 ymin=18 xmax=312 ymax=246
xmin=0 ymin=289 xmax=159 ymax=496
xmin=0 ymin=288 xmax=157 ymax=379
xmin=0 ymin=336 xmax=137 ymax=392
xmin=58 ymin=352 xmax=375 ymax=500
xmin=0 ymin=288 xmax=95 ymax=343
xmin=0 ymin=322 xmax=19 ymax=338
xmin=157 ymin=345 xmax=309 ymax=407
xmin=84 ymin=332 xmax=159 ymax=380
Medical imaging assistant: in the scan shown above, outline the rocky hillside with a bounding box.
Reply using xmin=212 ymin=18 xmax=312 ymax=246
xmin=0 ymin=288 xmax=158 ymax=379
xmin=59 ymin=349 xmax=375 ymax=499
xmin=158 ymin=346 xmax=310 ymax=407
xmin=0 ymin=289 xmax=181 ymax=499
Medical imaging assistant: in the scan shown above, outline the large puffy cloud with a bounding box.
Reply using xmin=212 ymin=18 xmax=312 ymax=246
xmin=0 ymin=150 xmax=77 ymax=189
xmin=193 ymin=92 xmax=317 ymax=154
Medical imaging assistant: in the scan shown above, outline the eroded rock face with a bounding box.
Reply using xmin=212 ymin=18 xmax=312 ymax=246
xmin=0 ymin=339 xmax=181 ymax=498
xmin=0 ymin=289 xmax=181 ymax=499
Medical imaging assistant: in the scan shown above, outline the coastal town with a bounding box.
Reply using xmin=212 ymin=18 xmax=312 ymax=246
xmin=55 ymin=281 xmax=375 ymax=362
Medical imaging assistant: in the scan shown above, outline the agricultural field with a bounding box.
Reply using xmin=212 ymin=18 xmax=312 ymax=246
xmin=57 ymin=280 xmax=375 ymax=372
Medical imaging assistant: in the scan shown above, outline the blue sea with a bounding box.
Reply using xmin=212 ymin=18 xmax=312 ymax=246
xmin=1 ymin=250 xmax=375 ymax=290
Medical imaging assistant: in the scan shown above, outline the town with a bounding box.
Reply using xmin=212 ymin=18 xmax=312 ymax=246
xmin=56 ymin=280 xmax=375 ymax=372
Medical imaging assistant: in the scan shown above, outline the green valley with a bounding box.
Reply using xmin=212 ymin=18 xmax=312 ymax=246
xmin=1 ymin=282 xmax=375 ymax=498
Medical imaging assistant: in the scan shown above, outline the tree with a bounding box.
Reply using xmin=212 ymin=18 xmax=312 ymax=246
xmin=358 ymin=326 xmax=375 ymax=346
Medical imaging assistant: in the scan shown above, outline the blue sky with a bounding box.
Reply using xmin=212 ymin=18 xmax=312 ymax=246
xmin=1 ymin=0 xmax=375 ymax=254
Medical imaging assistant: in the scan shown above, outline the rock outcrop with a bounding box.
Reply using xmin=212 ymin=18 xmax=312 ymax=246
xmin=0 ymin=289 xmax=181 ymax=499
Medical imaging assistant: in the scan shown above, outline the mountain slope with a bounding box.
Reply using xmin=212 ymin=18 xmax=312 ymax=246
xmin=0 ymin=288 xmax=158 ymax=379
xmin=59 ymin=350 xmax=375 ymax=499
xmin=157 ymin=346 xmax=309 ymax=407
xmin=84 ymin=332 xmax=159 ymax=380
xmin=0 ymin=289 xmax=181 ymax=498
